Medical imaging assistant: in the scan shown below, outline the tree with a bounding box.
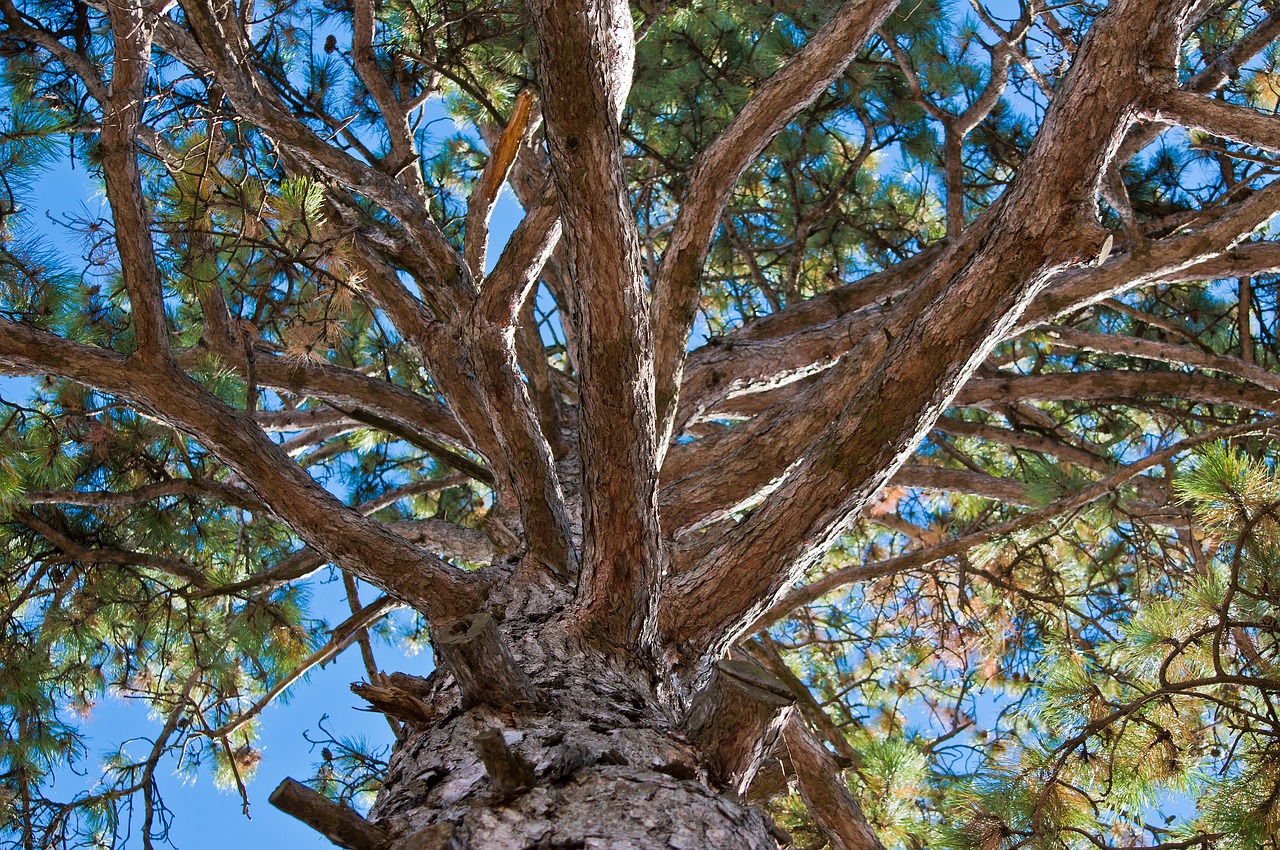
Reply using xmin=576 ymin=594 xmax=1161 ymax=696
xmin=4 ymin=0 xmax=1280 ymax=846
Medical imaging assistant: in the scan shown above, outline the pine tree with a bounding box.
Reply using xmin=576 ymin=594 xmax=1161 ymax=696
xmin=3 ymin=0 xmax=1280 ymax=847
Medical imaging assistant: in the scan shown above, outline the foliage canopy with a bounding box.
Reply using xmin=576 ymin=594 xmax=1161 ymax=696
xmin=4 ymin=0 xmax=1280 ymax=847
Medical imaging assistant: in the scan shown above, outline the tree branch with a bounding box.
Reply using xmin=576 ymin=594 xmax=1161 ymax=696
xmin=173 ymin=0 xmax=472 ymax=307
xmin=751 ymin=418 xmax=1276 ymax=629
xmin=269 ymin=778 xmax=387 ymax=850
xmin=212 ymin=595 xmax=400 ymax=738
xmin=101 ymin=1 xmax=168 ymax=361
xmin=650 ymin=0 xmax=901 ymax=447
xmin=529 ymin=0 xmax=660 ymax=646
xmin=0 ymin=319 xmax=484 ymax=621
xmin=23 ymin=478 xmax=264 ymax=513
xmin=467 ymin=186 xmax=574 ymax=573
xmin=954 ymin=369 xmax=1280 ymax=413
xmin=14 ymin=509 xmax=212 ymax=588
xmin=672 ymin=184 xmax=1280 ymax=443
xmin=350 ymin=0 xmax=426 ymax=202
xmin=464 ymin=90 xmax=537 ymax=275
xmin=1118 ymin=5 xmax=1280 ymax=161
xmin=781 ymin=708 xmax=886 ymax=850
xmin=657 ymin=0 xmax=1198 ymax=664
xmin=662 ymin=191 xmax=1280 ymax=534
xmin=1149 ymin=88 xmax=1280 ymax=154
xmin=1043 ymin=324 xmax=1280 ymax=394
xmin=433 ymin=612 xmax=540 ymax=709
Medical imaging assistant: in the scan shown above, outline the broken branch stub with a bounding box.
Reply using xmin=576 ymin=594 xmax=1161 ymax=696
xmin=351 ymin=672 xmax=439 ymax=725
xmin=474 ymin=726 xmax=536 ymax=797
xmin=433 ymin=612 xmax=540 ymax=709
xmin=391 ymin=825 xmax=458 ymax=850
xmin=682 ymin=658 xmax=794 ymax=785
xmin=268 ymin=777 xmax=388 ymax=850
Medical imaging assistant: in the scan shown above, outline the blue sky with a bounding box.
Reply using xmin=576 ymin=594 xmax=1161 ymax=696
xmin=67 ymin=636 xmax=423 ymax=849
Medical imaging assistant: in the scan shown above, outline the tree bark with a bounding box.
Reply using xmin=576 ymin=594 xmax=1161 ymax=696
xmin=351 ymin=577 xmax=787 ymax=849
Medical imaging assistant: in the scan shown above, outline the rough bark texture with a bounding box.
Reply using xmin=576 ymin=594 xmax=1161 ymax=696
xmin=363 ymin=573 xmax=783 ymax=849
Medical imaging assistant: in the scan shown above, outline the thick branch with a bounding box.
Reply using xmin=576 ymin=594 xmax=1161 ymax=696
xmin=673 ymin=192 xmax=1280 ymax=442
xmin=101 ymin=2 xmax=167 ymax=360
xmin=350 ymin=0 xmax=426 ymax=201
xmin=190 ymin=485 xmax=484 ymax=600
xmin=745 ymin=635 xmax=860 ymax=765
xmin=781 ymin=709 xmax=886 ymax=850
xmin=529 ymin=0 xmax=660 ymax=646
xmin=1150 ymin=89 xmax=1280 ymax=154
xmin=895 ymin=464 xmax=1033 ymax=506
xmin=954 ymin=369 xmax=1280 ymax=413
xmin=466 ymin=188 xmax=574 ymax=573
xmin=663 ymin=201 xmax=1280 ymax=535
xmin=341 ymin=242 xmax=537 ymax=544
xmin=650 ymin=0 xmax=901 ymax=443
xmin=658 ymin=0 xmax=1197 ymax=662
xmin=181 ymin=345 xmax=471 ymax=451
xmin=1044 ymin=324 xmax=1280 ymax=393
xmin=695 ymin=364 xmax=1280 ymax=527
xmin=933 ymin=417 xmax=1113 ymax=476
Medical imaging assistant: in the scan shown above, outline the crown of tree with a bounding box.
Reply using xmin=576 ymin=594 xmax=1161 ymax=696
xmin=4 ymin=0 xmax=1280 ymax=848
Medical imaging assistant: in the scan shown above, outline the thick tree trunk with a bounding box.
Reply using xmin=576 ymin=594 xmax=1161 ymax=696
xmin=361 ymin=571 xmax=785 ymax=849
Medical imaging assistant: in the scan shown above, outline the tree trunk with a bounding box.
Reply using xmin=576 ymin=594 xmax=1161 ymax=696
xmin=362 ymin=570 xmax=785 ymax=849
